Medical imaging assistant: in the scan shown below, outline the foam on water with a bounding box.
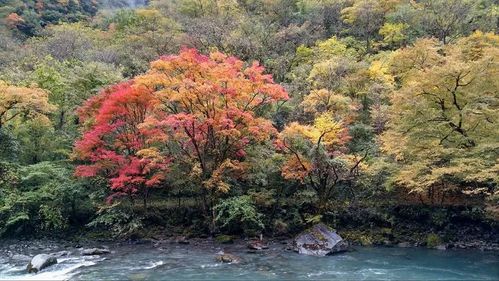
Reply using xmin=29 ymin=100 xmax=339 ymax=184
xmin=143 ymin=260 xmax=165 ymax=269
xmin=200 ymin=263 xmax=222 ymax=269
xmin=0 ymin=257 xmax=102 ymax=281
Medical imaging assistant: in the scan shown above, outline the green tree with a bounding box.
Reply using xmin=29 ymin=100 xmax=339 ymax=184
xmin=32 ymin=57 xmax=122 ymax=131
xmin=379 ymin=22 xmax=408 ymax=48
xmin=0 ymin=162 xmax=93 ymax=237
xmin=341 ymin=0 xmax=401 ymax=52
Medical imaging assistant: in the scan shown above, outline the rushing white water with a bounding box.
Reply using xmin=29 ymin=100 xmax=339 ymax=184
xmin=0 ymin=254 xmax=106 ymax=281
xmin=1 ymin=242 xmax=498 ymax=280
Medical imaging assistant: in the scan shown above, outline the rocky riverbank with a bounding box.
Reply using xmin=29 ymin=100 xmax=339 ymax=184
xmin=2 ymin=234 xmax=498 ymax=266
xmin=2 ymin=231 xmax=498 ymax=269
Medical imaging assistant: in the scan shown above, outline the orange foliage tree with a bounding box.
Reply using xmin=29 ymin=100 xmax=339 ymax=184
xmin=74 ymin=49 xmax=288 ymax=210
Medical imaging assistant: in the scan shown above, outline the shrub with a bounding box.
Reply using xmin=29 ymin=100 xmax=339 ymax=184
xmin=273 ymin=219 xmax=289 ymax=235
xmin=0 ymin=162 xmax=92 ymax=237
xmin=39 ymin=204 xmax=67 ymax=231
xmin=426 ymin=233 xmax=442 ymax=248
xmin=214 ymin=195 xmax=265 ymax=235
xmin=87 ymin=203 xmax=144 ymax=238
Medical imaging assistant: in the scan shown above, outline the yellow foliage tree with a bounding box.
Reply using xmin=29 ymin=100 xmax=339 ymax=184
xmin=277 ymin=110 xmax=365 ymax=212
xmin=0 ymin=81 xmax=56 ymax=128
xmin=382 ymin=32 xmax=499 ymax=204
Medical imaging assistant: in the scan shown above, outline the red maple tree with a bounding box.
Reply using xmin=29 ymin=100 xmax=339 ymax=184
xmin=74 ymin=82 xmax=169 ymax=207
xmin=74 ymin=49 xmax=288 ymax=209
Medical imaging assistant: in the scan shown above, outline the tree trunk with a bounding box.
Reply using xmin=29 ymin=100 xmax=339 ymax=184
xmin=58 ymin=110 xmax=65 ymax=130
xmin=269 ymin=186 xmax=284 ymax=236
xmin=366 ymin=34 xmax=371 ymax=53
xmin=143 ymin=187 xmax=148 ymax=214
xmin=209 ymin=190 xmax=217 ymax=234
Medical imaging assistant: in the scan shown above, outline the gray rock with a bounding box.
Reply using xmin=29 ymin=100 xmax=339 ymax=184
xmin=435 ymin=244 xmax=447 ymax=250
xmin=215 ymin=252 xmax=241 ymax=264
xmin=292 ymin=223 xmax=349 ymax=256
xmin=383 ymin=240 xmax=393 ymax=247
xmin=175 ymin=236 xmax=190 ymax=245
xmin=81 ymin=248 xmax=111 ymax=255
xmin=27 ymin=254 xmax=57 ymax=273
xmin=397 ymin=242 xmax=412 ymax=248
xmin=247 ymin=240 xmax=269 ymax=250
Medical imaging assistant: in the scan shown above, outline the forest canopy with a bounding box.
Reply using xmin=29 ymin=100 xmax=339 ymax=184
xmin=0 ymin=0 xmax=497 ymax=242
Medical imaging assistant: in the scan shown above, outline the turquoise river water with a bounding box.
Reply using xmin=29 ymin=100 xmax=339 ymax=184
xmin=1 ymin=241 xmax=498 ymax=280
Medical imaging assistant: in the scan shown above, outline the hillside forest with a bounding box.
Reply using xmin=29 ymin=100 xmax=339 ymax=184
xmin=0 ymin=0 xmax=498 ymax=246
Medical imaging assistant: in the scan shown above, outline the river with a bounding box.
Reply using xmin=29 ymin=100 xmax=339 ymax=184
xmin=1 ymin=240 xmax=498 ymax=280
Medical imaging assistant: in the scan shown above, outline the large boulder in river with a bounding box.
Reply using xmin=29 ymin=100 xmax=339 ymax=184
xmin=27 ymin=254 xmax=58 ymax=273
xmin=293 ymin=223 xmax=348 ymax=256
xmin=81 ymin=248 xmax=111 ymax=255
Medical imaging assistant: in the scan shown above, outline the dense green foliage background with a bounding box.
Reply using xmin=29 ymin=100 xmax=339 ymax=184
xmin=0 ymin=0 xmax=497 ymax=245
